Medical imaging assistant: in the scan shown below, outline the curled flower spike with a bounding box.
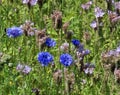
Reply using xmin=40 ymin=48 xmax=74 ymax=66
xmin=60 ymin=53 xmax=73 ymax=66
xmin=65 ymin=30 xmax=73 ymax=40
xmin=108 ymin=11 xmax=118 ymax=23
xmin=83 ymin=32 xmax=91 ymax=41
xmin=53 ymin=69 xmax=62 ymax=84
xmin=60 ymin=42 xmax=69 ymax=52
xmin=20 ymin=20 xmax=36 ymax=36
xmin=6 ymin=27 xmax=23 ymax=38
xmin=63 ymin=22 xmax=69 ymax=33
xmin=64 ymin=68 xmax=75 ymax=92
xmin=38 ymin=52 xmax=54 ymax=66
xmin=35 ymin=29 xmax=48 ymax=50
xmin=38 ymin=0 xmax=46 ymax=8
xmin=101 ymin=46 xmax=120 ymax=64
xmin=114 ymin=68 xmax=120 ymax=83
xmin=51 ymin=10 xmax=62 ymax=31
xmin=45 ymin=38 xmax=56 ymax=48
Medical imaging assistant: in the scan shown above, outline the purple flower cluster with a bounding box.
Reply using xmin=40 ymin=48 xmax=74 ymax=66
xmin=76 ymin=42 xmax=90 ymax=56
xmin=22 ymin=0 xmax=38 ymax=6
xmin=81 ymin=1 xmax=92 ymax=10
xmin=101 ymin=46 xmax=120 ymax=63
xmin=94 ymin=7 xmax=105 ymax=18
xmin=83 ymin=63 xmax=95 ymax=75
xmin=16 ymin=64 xmax=31 ymax=74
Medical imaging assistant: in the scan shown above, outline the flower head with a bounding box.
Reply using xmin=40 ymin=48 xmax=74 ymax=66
xmin=45 ymin=38 xmax=56 ymax=47
xmin=16 ymin=64 xmax=24 ymax=71
xmin=51 ymin=10 xmax=62 ymax=30
xmin=16 ymin=64 xmax=31 ymax=74
xmin=115 ymin=2 xmax=120 ymax=10
xmin=22 ymin=0 xmax=38 ymax=6
xmin=81 ymin=1 xmax=92 ymax=10
xmin=83 ymin=63 xmax=95 ymax=75
xmin=6 ymin=27 xmax=23 ymax=38
xmin=22 ymin=65 xmax=32 ymax=74
xmin=53 ymin=69 xmax=62 ymax=84
xmin=60 ymin=53 xmax=73 ymax=66
xmin=95 ymin=7 xmax=105 ymax=18
xmin=72 ymin=39 xmax=80 ymax=47
xmin=38 ymin=52 xmax=54 ymax=66
xmin=60 ymin=42 xmax=69 ymax=52
xmin=20 ymin=20 xmax=36 ymax=36
xmin=82 ymin=50 xmax=90 ymax=55
xmin=90 ymin=21 xmax=97 ymax=29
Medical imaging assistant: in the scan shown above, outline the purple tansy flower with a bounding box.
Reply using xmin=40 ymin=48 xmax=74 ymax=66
xmin=45 ymin=38 xmax=56 ymax=48
xmin=115 ymin=2 xmax=120 ymax=10
xmin=83 ymin=63 xmax=95 ymax=75
xmin=60 ymin=42 xmax=69 ymax=51
xmin=95 ymin=7 xmax=105 ymax=18
xmin=38 ymin=52 xmax=54 ymax=66
xmin=82 ymin=50 xmax=90 ymax=55
xmin=6 ymin=27 xmax=23 ymax=38
xmin=22 ymin=0 xmax=38 ymax=6
xmin=22 ymin=65 xmax=31 ymax=74
xmin=16 ymin=64 xmax=24 ymax=71
xmin=77 ymin=44 xmax=84 ymax=52
xmin=72 ymin=39 xmax=80 ymax=47
xmin=60 ymin=53 xmax=73 ymax=66
xmin=90 ymin=21 xmax=97 ymax=29
xmin=116 ymin=46 xmax=120 ymax=53
xmin=81 ymin=1 xmax=92 ymax=10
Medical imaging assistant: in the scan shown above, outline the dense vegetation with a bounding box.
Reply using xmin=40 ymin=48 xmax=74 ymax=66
xmin=0 ymin=0 xmax=120 ymax=95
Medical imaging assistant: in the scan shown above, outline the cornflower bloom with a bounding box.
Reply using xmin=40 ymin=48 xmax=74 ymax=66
xmin=45 ymin=38 xmax=56 ymax=48
xmin=38 ymin=52 xmax=54 ymax=66
xmin=60 ymin=53 xmax=73 ymax=66
xmin=6 ymin=27 xmax=23 ymax=38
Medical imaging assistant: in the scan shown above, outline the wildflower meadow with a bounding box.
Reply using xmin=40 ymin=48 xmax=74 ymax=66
xmin=1 ymin=0 xmax=120 ymax=95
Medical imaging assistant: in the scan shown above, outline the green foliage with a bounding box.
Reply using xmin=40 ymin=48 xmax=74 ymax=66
xmin=0 ymin=0 xmax=120 ymax=95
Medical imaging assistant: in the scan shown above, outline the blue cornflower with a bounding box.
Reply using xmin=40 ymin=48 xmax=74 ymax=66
xmin=60 ymin=53 xmax=73 ymax=66
xmin=72 ymin=39 xmax=80 ymax=47
xmin=37 ymin=52 xmax=54 ymax=66
xmin=45 ymin=38 xmax=56 ymax=47
xmin=6 ymin=27 xmax=23 ymax=38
